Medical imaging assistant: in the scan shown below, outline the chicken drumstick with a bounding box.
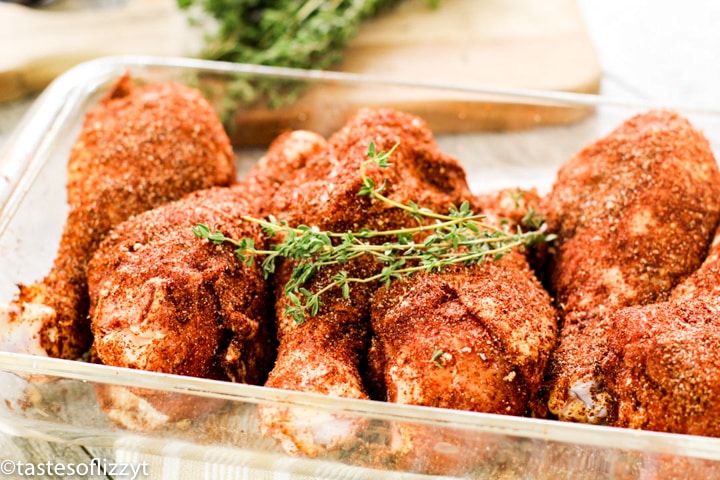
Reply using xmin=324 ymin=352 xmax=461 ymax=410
xmin=1 ymin=74 xmax=236 ymax=360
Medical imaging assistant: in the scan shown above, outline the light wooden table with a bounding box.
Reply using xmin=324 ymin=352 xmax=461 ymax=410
xmin=1 ymin=1 xmax=720 ymax=478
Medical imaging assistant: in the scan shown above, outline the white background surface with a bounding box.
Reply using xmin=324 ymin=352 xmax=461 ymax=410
xmin=579 ymin=0 xmax=720 ymax=108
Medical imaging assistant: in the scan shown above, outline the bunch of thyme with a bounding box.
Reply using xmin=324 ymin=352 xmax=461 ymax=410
xmin=193 ymin=142 xmax=554 ymax=324
xmin=177 ymin=0 xmax=440 ymax=109
xmin=178 ymin=0 xmax=404 ymax=69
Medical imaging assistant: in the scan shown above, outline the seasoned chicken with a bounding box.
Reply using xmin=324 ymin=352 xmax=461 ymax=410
xmin=602 ymin=229 xmax=720 ymax=436
xmin=88 ymin=185 xmax=272 ymax=381
xmin=1 ymin=73 xmax=236 ymax=360
xmin=472 ymin=187 xmax=543 ymax=231
xmin=253 ymin=108 xmax=474 ymax=456
xmin=541 ymin=110 xmax=720 ymax=423
xmin=88 ymin=185 xmax=274 ymax=428
xmin=243 ymin=129 xmax=328 ymax=205
xmin=368 ymin=252 xmax=557 ymax=474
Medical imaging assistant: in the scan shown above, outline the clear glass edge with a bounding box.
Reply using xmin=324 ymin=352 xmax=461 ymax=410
xmin=0 ymin=57 xmax=128 ymax=235
xmin=1 ymin=350 xmax=719 ymax=461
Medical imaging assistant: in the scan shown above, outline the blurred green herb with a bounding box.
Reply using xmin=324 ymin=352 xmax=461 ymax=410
xmin=178 ymin=0 xmax=441 ymax=111
xmin=177 ymin=0 xmax=417 ymax=69
xmin=193 ymin=141 xmax=554 ymax=324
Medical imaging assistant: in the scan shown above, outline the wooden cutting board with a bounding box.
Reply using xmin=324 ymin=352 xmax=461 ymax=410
xmin=229 ymin=0 xmax=603 ymax=143
xmin=0 ymin=0 xmax=601 ymax=138
xmin=0 ymin=0 xmax=202 ymax=102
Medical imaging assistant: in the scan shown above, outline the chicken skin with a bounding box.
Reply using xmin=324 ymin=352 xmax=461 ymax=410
xmin=541 ymin=110 xmax=720 ymax=423
xmin=368 ymin=252 xmax=557 ymax=474
xmin=243 ymin=129 xmax=328 ymax=205
xmin=1 ymin=73 xmax=236 ymax=360
xmin=472 ymin=187 xmax=543 ymax=231
xmin=602 ymin=229 xmax=720 ymax=437
xmin=88 ymin=185 xmax=274 ymax=427
xmin=252 ymin=108 xmax=474 ymax=456
xmin=88 ymin=185 xmax=272 ymax=382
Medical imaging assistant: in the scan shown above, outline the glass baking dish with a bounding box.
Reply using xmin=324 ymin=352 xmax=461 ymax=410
xmin=2 ymin=55 xmax=720 ymax=479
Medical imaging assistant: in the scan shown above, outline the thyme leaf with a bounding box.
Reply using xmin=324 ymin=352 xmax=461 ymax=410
xmin=430 ymin=348 xmax=445 ymax=369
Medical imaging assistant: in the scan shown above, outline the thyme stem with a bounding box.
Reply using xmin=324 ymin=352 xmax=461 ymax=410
xmin=193 ymin=141 xmax=554 ymax=324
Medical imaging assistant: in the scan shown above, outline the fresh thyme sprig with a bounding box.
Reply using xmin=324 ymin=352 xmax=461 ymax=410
xmin=193 ymin=141 xmax=555 ymax=324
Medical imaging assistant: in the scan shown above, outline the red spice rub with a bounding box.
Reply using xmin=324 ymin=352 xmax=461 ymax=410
xmin=473 ymin=187 xmax=543 ymax=231
xmin=602 ymin=229 xmax=720 ymax=436
xmin=88 ymin=186 xmax=273 ymax=384
xmin=541 ymin=110 xmax=720 ymax=423
xmin=369 ymin=252 xmax=557 ymax=474
xmin=252 ymin=108 xmax=474 ymax=456
xmin=243 ymin=129 xmax=328 ymax=205
xmin=370 ymin=254 xmax=557 ymax=415
xmin=7 ymin=73 xmax=236 ymax=360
